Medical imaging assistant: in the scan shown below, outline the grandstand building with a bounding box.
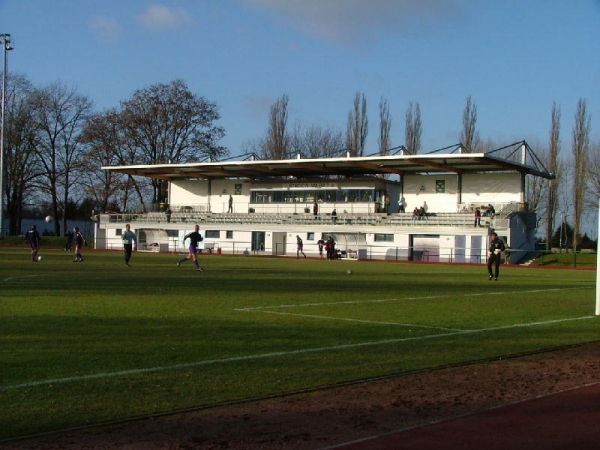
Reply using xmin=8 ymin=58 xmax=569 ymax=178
xmin=98 ymin=141 xmax=553 ymax=264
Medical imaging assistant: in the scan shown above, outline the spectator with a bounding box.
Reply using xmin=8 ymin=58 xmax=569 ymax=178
xmin=317 ymin=239 xmax=325 ymax=258
xmin=296 ymin=235 xmax=306 ymax=258
xmin=64 ymin=227 xmax=74 ymax=251
xmin=413 ymin=207 xmax=419 ymax=220
xmin=398 ymin=198 xmax=405 ymax=213
xmin=474 ymin=208 xmax=481 ymax=227
xmin=326 ymin=235 xmax=336 ymax=260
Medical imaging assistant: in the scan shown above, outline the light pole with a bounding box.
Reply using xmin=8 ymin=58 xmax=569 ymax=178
xmin=0 ymin=33 xmax=13 ymax=237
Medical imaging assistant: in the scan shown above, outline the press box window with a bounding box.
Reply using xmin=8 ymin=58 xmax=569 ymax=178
xmin=374 ymin=234 xmax=394 ymax=242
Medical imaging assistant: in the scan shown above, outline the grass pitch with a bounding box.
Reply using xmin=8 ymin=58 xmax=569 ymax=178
xmin=1 ymin=247 xmax=598 ymax=439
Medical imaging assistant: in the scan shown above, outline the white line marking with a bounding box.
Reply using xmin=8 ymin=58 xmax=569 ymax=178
xmin=236 ymin=287 xmax=591 ymax=311
xmin=2 ymin=274 xmax=40 ymax=282
xmin=248 ymin=309 xmax=462 ymax=331
xmin=1 ymin=315 xmax=595 ymax=392
xmin=234 ymin=286 xmax=593 ymax=330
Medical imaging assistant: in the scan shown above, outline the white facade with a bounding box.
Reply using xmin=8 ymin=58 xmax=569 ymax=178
xmin=95 ymin=172 xmax=534 ymax=264
xmin=402 ymin=172 xmax=522 ymax=213
xmin=169 ymin=173 xmax=523 ymax=216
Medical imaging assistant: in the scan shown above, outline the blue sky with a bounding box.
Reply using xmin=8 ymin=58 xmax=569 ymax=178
xmin=1 ymin=0 xmax=599 ymax=157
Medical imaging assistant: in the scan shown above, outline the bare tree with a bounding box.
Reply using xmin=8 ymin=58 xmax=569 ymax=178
xmin=378 ymin=97 xmax=391 ymax=156
xmin=460 ymin=95 xmax=480 ymax=153
xmin=526 ymin=142 xmax=547 ymax=227
xmin=303 ymin=124 xmax=344 ymax=159
xmin=283 ymin=122 xmax=344 ymax=160
xmin=588 ymin=141 xmax=600 ymax=209
xmin=2 ymin=73 xmax=39 ymax=235
xmin=241 ymin=136 xmax=267 ymax=159
xmin=79 ymin=109 xmax=152 ymax=212
xmin=286 ymin=122 xmax=305 ymax=158
xmin=120 ymin=79 xmax=226 ymax=204
xmin=545 ymin=102 xmax=561 ymax=250
xmin=31 ymin=81 xmax=93 ymax=235
xmin=346 ymin=92 xmax=368 ymax=156
xmin=265 ymin=94 xmax=289 ymax=159
xmin=571 ymin=98 xmax=591 ymax=252
xmin=405 ymin=101 xmax=422 ymax=155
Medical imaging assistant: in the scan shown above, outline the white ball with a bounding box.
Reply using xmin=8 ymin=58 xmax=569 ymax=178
xmin=37 ymin=255 xmax=43 ymax=261
xmin=347 ymin=269 xmax=353 ymax=275
xmin=45 ymin=216 xmax=53 ymax=223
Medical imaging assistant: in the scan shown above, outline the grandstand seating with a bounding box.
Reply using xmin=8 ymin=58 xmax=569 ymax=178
xmin=117 ymin=211 xmax=501 ymax=228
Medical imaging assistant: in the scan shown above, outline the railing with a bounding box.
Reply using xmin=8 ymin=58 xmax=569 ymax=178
xmin=102 ymin=211 xmax=511 ymax=228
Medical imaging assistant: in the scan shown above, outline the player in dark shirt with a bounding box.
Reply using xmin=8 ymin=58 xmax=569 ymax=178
xmin=177 ymin=225 xmax=204 ymax=272
xmin=73 ymin=227 xmax=86 ymax=262
xmin=25 ymin=225 xmax=41 ymax=261
xmin=487 ymin=232 xmax=506 ymax=281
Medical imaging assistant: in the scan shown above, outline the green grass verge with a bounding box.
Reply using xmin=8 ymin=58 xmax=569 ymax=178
xmin=1 ymin=247 xmax=598 ymax=439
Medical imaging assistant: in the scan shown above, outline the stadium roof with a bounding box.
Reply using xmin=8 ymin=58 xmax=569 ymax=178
xmin=102 ymin=141 xmax=554 ymax=181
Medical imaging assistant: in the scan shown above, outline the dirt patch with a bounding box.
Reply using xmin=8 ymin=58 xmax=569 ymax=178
xmin=4 ymin=341 xmax=600 ymax=450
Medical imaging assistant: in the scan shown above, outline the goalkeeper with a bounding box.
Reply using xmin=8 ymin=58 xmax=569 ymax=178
xmin=487 ymin=232 xmax=506 ymax=281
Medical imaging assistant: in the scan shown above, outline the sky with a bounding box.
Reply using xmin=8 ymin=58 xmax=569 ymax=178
xmin=1 ymin=0 xmax=599 ymax=158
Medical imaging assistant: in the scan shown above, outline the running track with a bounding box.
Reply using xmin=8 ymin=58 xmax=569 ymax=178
xmin=329 ymin=383 xmax=600 ymax=450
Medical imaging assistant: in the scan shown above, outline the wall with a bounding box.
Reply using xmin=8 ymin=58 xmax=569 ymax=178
xmin=402 ymin=172 xmax=522 ymax=213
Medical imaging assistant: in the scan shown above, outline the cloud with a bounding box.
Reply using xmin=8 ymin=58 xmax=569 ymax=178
xmin=89 ymin=15 xmax=123 ymax=44
xmin=242 ymin=0 xmax=464 ymax=45
xmin=137 ymin=4 xmax=194 ymax=31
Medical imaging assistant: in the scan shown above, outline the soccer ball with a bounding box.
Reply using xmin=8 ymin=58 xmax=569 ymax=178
xmin=37 ymin=255 xmax=43 ymax=261
xmin=45 ymin=216 xmax=53 ymax=223
xmin=347 ymin=269 xmax=353 ymax=275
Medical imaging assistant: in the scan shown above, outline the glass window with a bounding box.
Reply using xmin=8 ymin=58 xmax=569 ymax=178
xmin=284 ymin=191 xmax=297 ymax=203
xmin=339 ymin=189 xmax=350 ymax=203
xmin=272 ymin=191 xmax=283 ymax=203
xmin=374 ymin=234 xmax=394 ymax=242
xmin=205 ymin=230 xmax=220 ymax=238
xmin=226 ymin=230 xmax=233 ymax=239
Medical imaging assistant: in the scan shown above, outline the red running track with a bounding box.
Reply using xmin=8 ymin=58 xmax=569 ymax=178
xmin=328 ymin=383 xmax=600 ymax=450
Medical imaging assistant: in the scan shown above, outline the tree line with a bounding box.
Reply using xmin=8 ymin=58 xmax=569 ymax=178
xmin=1 ymin=72 xmax=597 ymax=251
xmin=246 ymin=92 xmax=597 ymax=252
xmin=3 ymin=76 xmax=226 ymax=236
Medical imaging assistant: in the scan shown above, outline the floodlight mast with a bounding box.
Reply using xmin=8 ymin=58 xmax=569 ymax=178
xmin=0 ymin=33 xmax=13 ymax=237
